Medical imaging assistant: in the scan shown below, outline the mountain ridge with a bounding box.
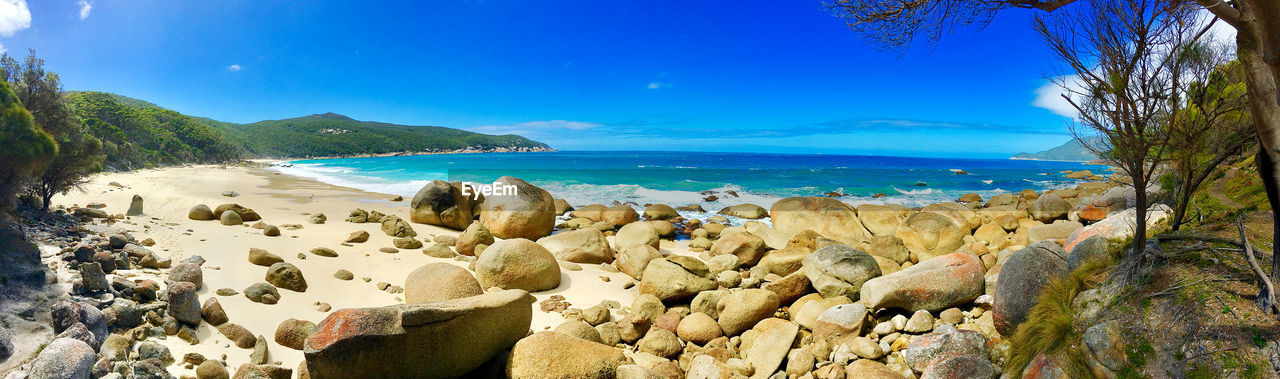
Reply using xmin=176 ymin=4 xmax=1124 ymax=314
xmin=1011 ymin=137 xmax=1101 ymax=162
xmin=67 ymin=91 xmax=553 ymax=169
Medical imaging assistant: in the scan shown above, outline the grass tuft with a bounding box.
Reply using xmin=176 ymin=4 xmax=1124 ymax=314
xmin=1005 ymin=248 xmax=1120 ymax=376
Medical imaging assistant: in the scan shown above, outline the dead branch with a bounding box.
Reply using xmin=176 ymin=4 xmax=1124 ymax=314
xmin=1237 ymin=218 xmax=1280 ymax=315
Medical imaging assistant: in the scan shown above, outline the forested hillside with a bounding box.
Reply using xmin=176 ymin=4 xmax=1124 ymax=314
xmin=68 ymin=92 xmax=552 ymax=169
xmin=68 ymin=92 xmax=244 ymax=170
xmin=202 ymin=112 xmax=552 ymax=158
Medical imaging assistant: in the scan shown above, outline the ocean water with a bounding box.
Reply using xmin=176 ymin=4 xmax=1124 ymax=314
xmin=275 ymin=151 xmax=1097 ymax=213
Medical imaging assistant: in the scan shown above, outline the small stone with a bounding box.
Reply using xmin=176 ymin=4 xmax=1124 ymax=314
xmin=904 ymin=310 xmax=934 ymax=333
xmin=333 ymin=269 xmax=354 ymax=280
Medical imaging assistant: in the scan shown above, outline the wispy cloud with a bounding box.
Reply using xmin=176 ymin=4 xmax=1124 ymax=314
xmin=77 ymin=0 xmax=92 ymax=20
xmin=647 ymin=82 xmax=673 ymax=90
xmin=0 ymin=0 xmax=30 ymax=37
xmin=468 ymin=120 xmax=603 ymax=136
xmin=226 ymin=64 xmax=242 ymax=72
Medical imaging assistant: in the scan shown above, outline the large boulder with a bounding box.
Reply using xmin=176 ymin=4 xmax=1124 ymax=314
xmin=1029 ymin=194 xmax=1071 ymax=223
xmin=507 ymin=331 xmax=627 ymax=378
xmin=410 ymin=180 xmax=475 ymax=230
xmin=616 ymin=244 xmax=662 ymax=280
xmin=770 ymin=197 xmax=871 ymax=246
xmin=474 ymin=239 xmax=562 ymax=292
xmin=537 ymin=228 xmax=615 ymax=264
xmin=1066 ymin=235 xmax=1110 ymax=271
xmin=126 ymin=194 xmax=144 ymax=216
xmin=214 ymin=203 xmax=261 ymax=222
xmin=455 ymin=222 xmax=495 ymax=256
xmin=894 ymin=212 xmax=967 ymax=263
xmin=744 ymin=319 xmax=800 ymax=379
xmin=600 ymin=204 xmax=639 ymax=228
xmin=167 ymin=281 xmax=203 ymax=325
xmin=920 ymin=202 xmax=981 ymax=231
xmin=1063 ymin=205 xmax=1171 ymax=251
xmin=304 ymin=289 xmax=534 ymax=378
xmin=858 ymin=235 xmax=910 ymax=265
xmin=802 ymin=244 xmax=882 ymax=299
xmin=710 ymin=232 xmax=767 ymax=267
xmin=993 ymin=242 xmax=1068 ymax=336
xmin=189 ymin=204 xmax=215 ymax=220
xmin=380 ymin=216 xmax=417 ymax=238
xmin=27 ymin=338 xmax=95 ymax=379
xmin=856 ymin=204 xmax=911 ymax=237
xmin=643 ymin=204 xmax=679 ymax=220
xmin=717 ymin=289 xmax=781 ymax=336
xmin=478 ymin=176 xmax=557 ymax=240
xmin=615 ymin=221 xmax=660 ymax=250
xmin=860 ymin=252 xmax=984 ymax=312
xmin=571 ymin=204 xmax=607 ymax=221
xmin=903 ymin=325 xmax=990 ymax=373
xmin=50 ymin=300 xmax=107 ymax=348
xmin=638 ymin=257 xmax=716 ymax=301
xmin=718 ymin=203 xmax=768 ymax=219
xmin=404 ymin=263 xmax=484 ymax=303
xmin=265 ymin=262 xmax=309 ymax=292
xmin=1028 ymin=220 xmax=1083 ymax=243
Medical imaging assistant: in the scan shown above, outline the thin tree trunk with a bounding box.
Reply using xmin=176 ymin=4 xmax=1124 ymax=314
xmin=1133 ymin=176 xmax=1148 ymax=257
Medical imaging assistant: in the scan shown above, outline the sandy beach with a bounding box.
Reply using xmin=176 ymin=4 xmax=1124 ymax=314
xmin=48 ymin=164 xmax=657 ymax=376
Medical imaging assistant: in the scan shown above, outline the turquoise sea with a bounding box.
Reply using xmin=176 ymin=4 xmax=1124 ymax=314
xmin=276 ymin=151 xmax=1097 ymax=213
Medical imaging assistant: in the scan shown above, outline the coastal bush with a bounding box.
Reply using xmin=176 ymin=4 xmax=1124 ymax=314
xmin=0 ymin=80 xmax=56 ymax=209
xmin=1 ymin=50 xmax=105 ymax=210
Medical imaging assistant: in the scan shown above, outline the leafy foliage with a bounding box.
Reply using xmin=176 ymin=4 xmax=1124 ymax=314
xmin=1 ymin=50 xmax=105 ymax=209
xmin=202 ymin=112 xmax=551 ymax=158
xmin=0 ymin=80 xmax=55 ymax=209
xmin=68 ymin=93 xmax=552 ymax=167
xmin=67 ymin=91 xmax=245 ymax=169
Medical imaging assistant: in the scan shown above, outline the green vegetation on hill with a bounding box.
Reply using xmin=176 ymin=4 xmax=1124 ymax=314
xmin=68 ymin=91 xmax=244 ymax=170
xmin=67 ymin=92 xmax=553 ymax=168
xmin=202 ymin=112 xmax=552 ymax=158
xmin=1012 ymin=138 xmax=1101 ymax=161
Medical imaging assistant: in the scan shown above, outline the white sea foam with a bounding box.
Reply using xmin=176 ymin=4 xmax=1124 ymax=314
xmin=271 ymin=160 xmax=1085 ymax=214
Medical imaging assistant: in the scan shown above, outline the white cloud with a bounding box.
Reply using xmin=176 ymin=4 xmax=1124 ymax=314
xmin=1033 ymin=75 xmax=1085 ymax=119
xmin=226 ymin=64 xmax=241 ymax=72
xmin=647 ymin=82 xmax=673 ymax=90
xmin=469 ymin=120 xmax=603 ymax=135
xmin=0 ymin=0 xmax=30 ymax=37
xmin=77 ymin=1 xmax=91 ymax=20
xmin=1197 ymin=9 xmax=1236 ymax=51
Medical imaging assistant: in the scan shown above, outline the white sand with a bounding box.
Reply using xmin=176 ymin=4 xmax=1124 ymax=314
xmin=53 ymin=165 xmax=670 ymax=376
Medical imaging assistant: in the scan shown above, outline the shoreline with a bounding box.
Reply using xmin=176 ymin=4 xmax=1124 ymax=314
xmin=272 ymin=146 xmax=557 ymax=162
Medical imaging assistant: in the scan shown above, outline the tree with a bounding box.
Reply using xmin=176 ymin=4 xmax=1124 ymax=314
xmin=0 ymin=50 xmax=104 ymax=210
xmin=826 ymin=0 xmax=1280 ymax=285
xmin=1036 ymin=0 xmax=1208 ymax=258
xmin=1166 ymin=59 xmax=1253 ymax=230
xmin=0 ymin=80 xmax=56 ymax=210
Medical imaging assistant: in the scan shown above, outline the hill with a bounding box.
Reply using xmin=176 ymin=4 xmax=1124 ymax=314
xmin=68 ymin=92 xmax=245 ymax=170
xmin=1011 ymin=138 xmax=1101 ymax=161
xmin=67 ymin=92 xmax=553 ymax=169
xmin=202 ymin=112 xmax=552 ymax=158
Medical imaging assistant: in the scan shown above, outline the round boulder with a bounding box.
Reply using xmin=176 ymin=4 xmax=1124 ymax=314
xmin=474 ymin=239 xmax=561 ymax=292
xmin=536 ymin=228 xmax=615 ymax=264
xmin=410 ymin=180 xmax=475 ymax=230
xmin=405 ymin=263 xmax=484 ymax=303
xmin=802 ymin=244 xmax=882 ymax=299
xmin=478 ymin=176 xmax=557 ymax=240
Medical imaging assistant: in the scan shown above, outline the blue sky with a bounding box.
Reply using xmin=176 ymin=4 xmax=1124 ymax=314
xmin=0 ymin=0 xmax=1083 ymax=158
